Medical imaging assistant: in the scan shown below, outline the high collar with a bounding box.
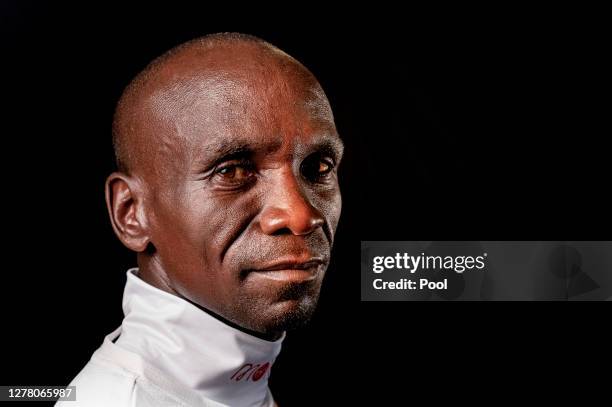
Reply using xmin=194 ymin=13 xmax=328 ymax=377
xmin=115 ymin=268 xmax=284 ymax=407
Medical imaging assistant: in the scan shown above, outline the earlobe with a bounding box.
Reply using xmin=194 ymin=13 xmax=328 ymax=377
xmin=105 ymin=172 xmax=151 ymax=252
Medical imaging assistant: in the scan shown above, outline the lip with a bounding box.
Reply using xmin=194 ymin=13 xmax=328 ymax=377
xmin=248 ymin=258 xmax=326 ymax=283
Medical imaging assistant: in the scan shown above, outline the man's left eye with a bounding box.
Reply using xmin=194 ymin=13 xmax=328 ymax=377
xmin=301 ymin=155 xmax=335 ymax=182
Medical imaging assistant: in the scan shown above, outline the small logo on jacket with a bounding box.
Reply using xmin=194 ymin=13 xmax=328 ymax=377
xmin=230 ymin=362 xmax=271 ymax=382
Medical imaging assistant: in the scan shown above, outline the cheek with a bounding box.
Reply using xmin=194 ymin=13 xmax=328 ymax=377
xmin=314 ymin=186 xmax=342 ymax=233
xmin=149 ymin=186 xmax=213 ymax=261
xmin=181 ymin=188 xmax=261 ymax=264
xmin=150 ymin=188 xmax=260 ymax=299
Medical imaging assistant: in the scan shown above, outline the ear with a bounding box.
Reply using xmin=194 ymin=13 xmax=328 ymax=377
xmin=105 ymin=172 xmax=151 ymax=252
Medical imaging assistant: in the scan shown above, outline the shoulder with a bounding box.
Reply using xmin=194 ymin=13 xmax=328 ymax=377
xmin=55 ymin=356 xmax=138 ymax=407
xmin=56 ymin=345 xmax=196 ymax=407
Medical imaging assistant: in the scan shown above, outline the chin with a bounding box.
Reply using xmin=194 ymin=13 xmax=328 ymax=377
xmin=234 ymin=279 xmax=323 ymax=336
xmin=264 ymin=295 xmax=319 ymax=333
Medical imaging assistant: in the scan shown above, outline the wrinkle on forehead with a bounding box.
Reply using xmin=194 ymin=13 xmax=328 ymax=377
xmin=148 ymin=63 xmax=332 ymax=123
xmin=147 ymin=72 xmax=334 ymax=158
xmin=148 ymin=75 xmax=247 ymax=130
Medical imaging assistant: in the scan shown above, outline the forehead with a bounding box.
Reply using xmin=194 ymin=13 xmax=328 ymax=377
xmin=143 ymin=68 xmax=338 ymax=164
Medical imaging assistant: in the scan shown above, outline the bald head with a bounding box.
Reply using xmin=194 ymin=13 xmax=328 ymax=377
xmin=112 ymin=32 xmax=333 ymax=175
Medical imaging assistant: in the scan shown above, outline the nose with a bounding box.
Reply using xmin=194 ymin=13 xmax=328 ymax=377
xmin=259 ymin=170 xmax=324 ymax=236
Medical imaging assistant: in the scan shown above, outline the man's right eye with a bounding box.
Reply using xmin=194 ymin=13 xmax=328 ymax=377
xmin=213 ymin=162 xmax=256 ymax=185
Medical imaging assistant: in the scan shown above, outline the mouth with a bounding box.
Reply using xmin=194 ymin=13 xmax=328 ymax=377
xmin=246 ymin=258 xmax=326 ymax=283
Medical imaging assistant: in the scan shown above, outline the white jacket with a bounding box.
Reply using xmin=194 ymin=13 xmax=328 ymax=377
xmin=57 ymin=269 xmax=284 ymax=407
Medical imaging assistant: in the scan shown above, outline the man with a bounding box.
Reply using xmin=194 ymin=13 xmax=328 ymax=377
xmin=58 ymin=32 xmax=343 ymax=407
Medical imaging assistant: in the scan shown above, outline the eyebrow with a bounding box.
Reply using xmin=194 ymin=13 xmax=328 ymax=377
xmin=208 ymin=138 xmax=284 ymax=160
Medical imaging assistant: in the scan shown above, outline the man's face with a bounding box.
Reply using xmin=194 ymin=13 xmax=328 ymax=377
xmin=136 ymin=60 xmax=343 ymax=336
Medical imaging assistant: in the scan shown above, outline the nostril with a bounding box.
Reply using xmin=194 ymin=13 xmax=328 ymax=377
xmin=290 ymin=209 xmax=324 ymax=236
xmin=258 ymin=204 xmax=324 ymax=236
xmin=269 ymin=226 xmax=292 ymax=237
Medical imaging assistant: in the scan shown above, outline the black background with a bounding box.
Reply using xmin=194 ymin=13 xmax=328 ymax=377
xmin=2 ymin=2 xmax=609 ymax=405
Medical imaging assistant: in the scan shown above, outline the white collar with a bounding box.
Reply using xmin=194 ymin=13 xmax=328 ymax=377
xmin=115 ymin=268 xmax=284 ymax=407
